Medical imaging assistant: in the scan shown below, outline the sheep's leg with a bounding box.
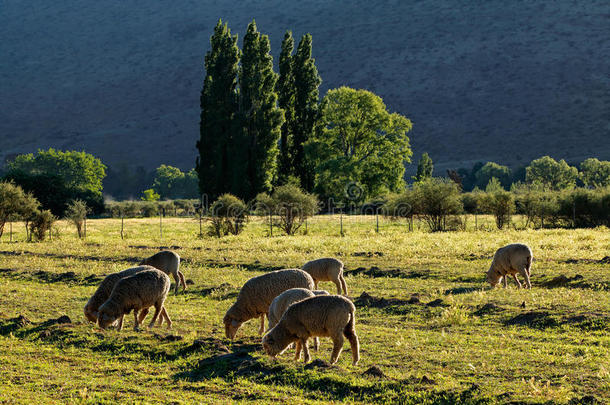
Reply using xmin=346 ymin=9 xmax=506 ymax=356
xmin=503 ymin=276 xmax=508 ymax=288
xmin=523 ymin=270 xmax=532 ymax=289
xmin=161 ymin=306 xmax=172 ymax=329
xmin=300 ymin=338 xmax=310 ymax=363
xmin=313 ymin=337 xmax=320 ymax=351
xmin=138 ymin=308 xmax=149 ymax=324
xmin=148 ymin=303 xmax=162 ymax=328
xmin=174 ymin=273 xmax=180 ymax=294
xmin=344 ymin=326 xmax=360 ymax=366
xmin=330 ymin=333 xmax=344 ymax=365
xmin=133 ymin=310 xmax=140 ymax=331
xmin=314 ymin=280 xmax=319 ymax=289
xmin=179 ymin=271 xmax=187 ymax=292
xmin=258 ymin=314 xmax=265 ymax=335
xmin=339 ymin=274 xmax=348 ymax=295
xmin=333 ymin=279 xmax=342 ymax=295
xmin=294 ymin=340 xmax=302 ymax=361
xmin=116 ymin=314 xmax=125 ymax=331
xmin=512 ymin=274 xmax=522 ymax=289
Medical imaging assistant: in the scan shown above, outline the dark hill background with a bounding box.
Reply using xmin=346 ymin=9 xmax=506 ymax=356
xmin=1 ymin=0 xmax=609 ymax=178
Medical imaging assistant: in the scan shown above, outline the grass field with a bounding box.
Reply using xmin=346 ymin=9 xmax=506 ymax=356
xmin=0 ymin=216 xmax=608 ymax=404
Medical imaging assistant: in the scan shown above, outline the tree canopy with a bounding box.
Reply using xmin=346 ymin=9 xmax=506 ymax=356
xmin=526 ymin=156 xmax=578 ymax=190
xmin=307 ymin=87 xmax=412 ymax=202
xmin=580 ymin=158 xmax=610 ymax=188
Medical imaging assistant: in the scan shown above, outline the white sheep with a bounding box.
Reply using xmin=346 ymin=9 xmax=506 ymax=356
xmin=223 ymin=269 xmax=315 ymax=340
xmin=268 ymin=288 xmax=330 ymax=350
xmin=486 ymin=243 xmax=533 ymax=289
xmin=84 ymin=265 xmax=154 ymax=324
xmin=97 ymin=268 xmax=172 ymax=331
xmin=262 ymin=295 xmax=360 ymax=366
xmin=302 ymin=258 xmax=348 ymax=295
xmin=140 ymin=250 xmax=186 ymax=294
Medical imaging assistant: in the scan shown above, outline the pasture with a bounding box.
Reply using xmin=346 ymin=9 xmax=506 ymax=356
xmin=0 ymin=216 xmax=609 ymax=404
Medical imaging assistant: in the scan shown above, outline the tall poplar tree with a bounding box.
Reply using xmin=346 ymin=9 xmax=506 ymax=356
xmin=414 ymin=152 xmax=433 ymax=182
xmin=196 ymin=19 xmax=240 ymax=200
xmin=291 ymin=34 xmax=321 ymax=191
xmin=237 ymin=20 xmax=284 ymax=200
xmin=276 ymin=31 xmax=296 ymax=185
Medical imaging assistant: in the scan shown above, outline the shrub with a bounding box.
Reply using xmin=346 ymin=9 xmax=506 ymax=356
xmin=257 ymin=184 xmax=318 ymax=235
xmin=0 ymin=181 xmax=40 ymax=238
xmin=209 ymin=194 xmax=248 ymax=237
xmin=480 ymin=191 xmax=514 ymax=229
xmin=29 ymin=209 xmax=55 ymax=242
xmin=411 ymin=178 xmax=463 ymax=232
xmin=65 ymin=200 xmax=88 ymax=238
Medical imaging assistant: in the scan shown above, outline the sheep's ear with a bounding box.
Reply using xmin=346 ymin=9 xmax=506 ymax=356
xmin=231 ymin=320 xmax=240 ymax=327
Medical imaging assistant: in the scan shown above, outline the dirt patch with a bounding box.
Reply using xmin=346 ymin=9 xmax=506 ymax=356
xmin=463 ymin=253 xmax=491 ymax=261
xmin=345 ymin=266 xmax=433 ymax=279
xmin=185 ymin=279 xmax=195 ymax=285
xmin=362 ymin=365 xmax=388 ymax=378
xmin=354 ymin=292 xmax=420 ymax=309
xmin=155 ymin=333 xmax=183 ymax=342
xmin=505 ymin=311 xmax=559 ymax=329
xmin=542 ymin=274 xmax=584 ymax=288
xmin=14 ymin=315 xmax=31 ymax=327
xmin=473 ymin=303 xmax=504 ymax=316
xmin=599 ymin=256 xmax=610 ymax=264
xmin=198 ymin=283 xmax=237 ymax=300
xmin=564 ymin=313 xmax=610 ymax=331
xmin=444 ymin=286 xmax=480 ymax=295
xmin=55 ymin=315 xmax=72 ymax=324
xmin=352 ymin=251 xmax=384 ymax=257
xmin=562 ymin=256 xmax=610 ymax=264
xmin=426 ymin=299 xmax=448 ymax=307
xmin=304 ymin=359 xmax=335 ymax=370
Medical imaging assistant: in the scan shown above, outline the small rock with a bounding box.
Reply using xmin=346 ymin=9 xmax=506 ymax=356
xmin=407 ymin=295 xmax=421 ymax=304
xmin=520 ymin=301 xmax=526 ymax=308
xmin=186 ymin=279 xmax=195 ymax=285
xmin=426 ymin=299 xmax=445 ymax=307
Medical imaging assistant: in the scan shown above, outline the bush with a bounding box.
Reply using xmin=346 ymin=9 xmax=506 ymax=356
xmin=480 ymin=191 xmax=514 ymax=229
xmin=209 ymin=194 xmax=248 ymax=237
xmin=29 ymin=209 xmax=55 ymax=242
xmin=411 ymin=178 xmax=463 ymax=232
xmin=0 ymin=181 xmax=40 ymax=238
xmin=65 ymin=200 xmax=88 ymax=238
xmin=257 ymin=184 xmax=318 ymax=235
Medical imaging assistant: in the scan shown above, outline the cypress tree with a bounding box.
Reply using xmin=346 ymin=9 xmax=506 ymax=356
xmin=276 ymin=31 xmax=296 ymax=185
xmin=196 ymin=20 xmax=240 ymax=200
xmin=291 ymin=34 xmax=321 ymax=191
xmin=414 ymin=152 xmax=434 ymax=182
xmin=238 ymin=21 xmax=284 ymax=200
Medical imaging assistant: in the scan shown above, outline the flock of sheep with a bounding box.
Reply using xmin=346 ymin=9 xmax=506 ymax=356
xmin=83 ymin=243 xmax=533 ymax=366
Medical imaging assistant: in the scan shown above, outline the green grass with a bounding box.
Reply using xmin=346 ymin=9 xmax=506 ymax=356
xmin=0 ymin=216 xmax=608 ymax=404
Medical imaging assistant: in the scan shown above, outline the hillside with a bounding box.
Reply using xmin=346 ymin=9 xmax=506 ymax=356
xmin=1 ymin=0 xmax=608 ymax=176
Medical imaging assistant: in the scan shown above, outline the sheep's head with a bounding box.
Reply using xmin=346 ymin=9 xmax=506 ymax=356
xmin=223 ymin=315 xmax=242 ymax=340
xmin=262 ymin=327 xmax=291 ymax=357
xmin=486 ymin=269 xmax=502 ymax=287
xmin=84 ymin=305 xmax=98 ymax=323
xmin=97 ymin=311 xmax=118 ymax=329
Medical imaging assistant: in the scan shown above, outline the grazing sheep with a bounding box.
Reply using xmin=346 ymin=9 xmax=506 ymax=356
xmin=268 ymin=288 xmax=330 ymax=350
xmin=97 ymin=268 xmax=172 ymax=331
xmin=84 ymin=265 xmax=154 ymax=324
xmin=486 ymin=243 xmax=533 ymax=289
xmin=262 ymin=295 xmax=360 ymax=366
xmin=140 ymin=250 xmax=186 ymax=294
xmin=302 ymin=258 xmax=348 ymax=295
xmin=223 ymin=269 xmax=315 ymax=340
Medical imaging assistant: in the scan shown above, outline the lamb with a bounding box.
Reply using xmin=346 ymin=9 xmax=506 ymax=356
xmin=486 ymin=243 xmax=533 ymax=289
xmin=84 ymin=265 xmax=154 ymax=324
xmin=139 ymin=250 xmax=186 ymax=294
xmin=97 ymin=268 xmax=172 ymax=331
xmin=223 ymin=269 xmax=315 ymax=340
xmin=268 ymin=288 xmax=330 ymax=350
xmin=262 ymin=295 xmax=360 ymax=366
xmin=302 ymin=258 xmax=348 ymax=295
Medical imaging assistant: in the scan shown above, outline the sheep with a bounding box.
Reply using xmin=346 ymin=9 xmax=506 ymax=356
xmin=486 ymin=243 xmax=533 ymax=289
xmin=262 ymin=295 xmax=360 ymax=366
xmin=139 ymin=250 xmax=186 ymax=294
xmin=302 ymin=258 xmax=348 ymax=295
xmin=268 ymin=288 xmax=330 ymax=351
xmin=97 ymin=268 xmax=172 ymax=331
xmin=84 ymin=265 xmax=154 ymax=324
xmin=223 ymin=269 xmax=315 ymax=340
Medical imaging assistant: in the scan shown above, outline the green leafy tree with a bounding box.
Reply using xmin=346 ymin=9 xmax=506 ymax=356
xmin=580 ymin=158 xmax=610 ymax=188
xmin=196 ymin=19 xmax=240 ymax=200
xmin=307 ymin=87 xmax=412 ymax=202
xmin=0 ymin=182 xmax=40 ymax=238
xmin=414 ymin=152 xmax=433 ymax=182
xmin=152 ymin=165 xmax=185 ymax=199
xmin=256 ymin=184 xmax=318 ymax=235
xmin=410 ymin=178 xmax=463 ymax=232
xmin=4 ymin=149 xmax=106 ymax=215
xmin=526 ymin=156 xmax=578 ymax=190
xmin=237 ymin=20 xmax=284 ymax=200
xmin=141 ymin=189 xmax=160 ymax=201
xmin=485 ymin=177 xmax=503 ymax=193
xmin=291 ymin=34 xmax=321 ymax=191
xmin=480 ymin=190 xmax=514 ymax=229
xmin=475 ymin=162 xmax=512 ymax=190
xmin=276 ymin=31 xmax=296 ymax=185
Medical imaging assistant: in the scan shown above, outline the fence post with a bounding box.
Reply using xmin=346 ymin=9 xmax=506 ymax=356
xmin=375 ymin=208 xmax=379 ymax=233
xmin=159 ymin=208 xmax=163 ymax=238
xmin=572 ymin=202 xmax=576 ymax=228
xmin=84 ymin=215 xmax=87 ymax=239
xmin=9 ymin=222 xmax=12 ymax=242
xmin=269 ymin=210 xmax=273 ymax=237
xmin=121 ymin=212 xmax=124 ymax=240
xmin=340 ymin=211 xmax=344 ymax=236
